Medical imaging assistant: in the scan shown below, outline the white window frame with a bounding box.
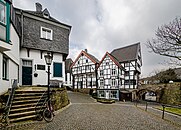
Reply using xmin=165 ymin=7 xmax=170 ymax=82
xmin=111 ymin=79 xmax=116 ymax=86
xmin=100 ymin=70 xmax=104 ymax=76
xmin=111 ymin=69 xmax=116 ymax=76
xmin=40 ymin=27 xmax=53 ymax=40
xmin=2 ymin=56 xmax=8 ymax=80
xmin=100 ymin=79 xmax=104 ymax=86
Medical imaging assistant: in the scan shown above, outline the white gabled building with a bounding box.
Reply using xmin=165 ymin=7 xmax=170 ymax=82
xmin=14 ymin=3 xmax=71 ymax=87
xmin=97 ymin=52 xmax=124 ymax=100
xmin=71 ymin=50 xmax=99 ymax=89
xmin=0 ymin=0 xmax=20 ymax=95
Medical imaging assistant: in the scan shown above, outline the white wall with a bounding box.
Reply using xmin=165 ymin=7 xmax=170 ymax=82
xmin=19 ymin=49 xmax=65 ymax=86
xmin=0 ymin=25 xmax=20 ymax=95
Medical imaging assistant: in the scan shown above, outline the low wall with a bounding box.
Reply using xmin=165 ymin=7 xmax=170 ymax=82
xmin=140 ymin=83 xmax=181 ymax=105
xmin=51 ymin=88 xmax=70 ymax=111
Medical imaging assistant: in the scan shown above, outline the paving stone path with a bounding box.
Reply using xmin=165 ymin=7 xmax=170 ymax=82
xmin=6 ymin=91 xmax=181 ymax=130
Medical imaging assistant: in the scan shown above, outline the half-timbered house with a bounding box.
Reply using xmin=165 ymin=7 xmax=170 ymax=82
xmin=97 ymin=52 xmax=124 ymax=100
xmin=111 ymin=43 xmax=142 ymax=101
xmin=71 ymin=49 xmax=99 ymax=89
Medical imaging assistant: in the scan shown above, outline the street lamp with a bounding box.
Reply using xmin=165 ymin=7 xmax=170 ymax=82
xmin=44 ymin=52 xmax=53 ymax=108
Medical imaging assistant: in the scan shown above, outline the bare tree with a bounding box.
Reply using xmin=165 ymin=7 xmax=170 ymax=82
xmin=147 ymin=17 xmax=181 ymax=61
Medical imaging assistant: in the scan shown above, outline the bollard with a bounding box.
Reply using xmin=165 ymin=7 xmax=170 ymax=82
xmin=162 ymin=105 xmax=165 ymax=119
xmin=145 ymin=101 xmax=148 ymax=111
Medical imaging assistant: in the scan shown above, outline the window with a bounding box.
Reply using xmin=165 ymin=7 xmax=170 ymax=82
xmin=0 ymin=1 xmax=10 ymax=42
xmin=86 ymin=59 xmax=88 ymax=63
xmin=53 ymin=62 xmax=62 ymax=77
xmin=111 ymin=79 xmax=116 ymax=86
xmin=99 ymin=90 xmax=105 ymax=98
xmin=111 ymin=69 xmax=116 ymax=75
xmin=85 ymin=65 xmax=90 ymax=70
xmin=125 ymin=71 xmax=129 ymax=76
xmin=100 ymin=70 xmax=104 ymax=76
xmin=87 ymin=81 xmax=92 ymax=86
xmin=2 ymin=56 xmax=8 ymax=80
xmin=22 ymin=60 xmax=32 ymax=67
xmin=106 ymin=62 xmax=109 ymax=65
xmin=100 ymin=79 xmax=104 ymax=86
xmin=41 ymin=27 xmax=53 ymax=40
xmin=110 ymin=91 xmax=117 ymax=98
xmin=0 ymin=1 xmax=6 ymax=24
xmin=125 ymin=80 xmax=136 ymax=85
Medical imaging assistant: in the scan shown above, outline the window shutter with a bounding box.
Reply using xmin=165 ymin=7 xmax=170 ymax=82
xmin=53 ymin=63 xmax=62 ymax=77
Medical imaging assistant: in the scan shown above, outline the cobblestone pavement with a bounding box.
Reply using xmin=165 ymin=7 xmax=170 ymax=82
xmin=7 ymin=92 xmax=181 ymax=130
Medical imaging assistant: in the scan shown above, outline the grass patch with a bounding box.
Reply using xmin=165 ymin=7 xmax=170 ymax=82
xmin=156 ymin=107 xmax=181 ymax=116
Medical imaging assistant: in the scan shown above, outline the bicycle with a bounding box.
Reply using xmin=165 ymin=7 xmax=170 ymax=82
xmin=36 ymin=98 xmax=55 ymax=122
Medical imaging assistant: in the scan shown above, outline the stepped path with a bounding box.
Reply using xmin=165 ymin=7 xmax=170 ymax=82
xmin=8 ymin=86 xmax=48 ymax=124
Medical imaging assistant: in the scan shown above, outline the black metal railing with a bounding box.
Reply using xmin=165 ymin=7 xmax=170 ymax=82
xmin=133 ymin=99 xmax=181 ymax=124
xmin=35 ymin=90 xmax=48 ymax=116
xmin=2 ymin=79 xmax=18 ymax=124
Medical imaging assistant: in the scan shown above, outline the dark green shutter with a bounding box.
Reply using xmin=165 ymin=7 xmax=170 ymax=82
xmin=53 ymin=63 xmax=62 ymax=77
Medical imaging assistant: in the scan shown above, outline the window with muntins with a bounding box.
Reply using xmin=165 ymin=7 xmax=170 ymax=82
xmin=110 ymin=91 xmax=117 ymax=98
xmin=100 ymin=79 xmax=104 ymax=86
xmin=0 ymin=0 xmax=10 ymax=42
xmin=111 ymin=79 xmax=116 ymax=86
xmin=0 ymin=1 xmax=5 ymax=24
xmin=53 ymin=62 xmax=62 ymax=77
xmin=100 ymin=70 xmax=104 ymax=76
xmin=2 ymin=56 xmax=8 ymax=80
xmin=41 ymin=27 xmax=53 ymax=40
xmin=111 ymin=69 xmax=116 ymax=75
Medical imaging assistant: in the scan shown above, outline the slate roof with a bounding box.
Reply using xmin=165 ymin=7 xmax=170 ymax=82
xmin=111 ymin=43 xmax=140 ymax=62
xmin=65 ymin=58 xmax=73 ymax=73
xmin=13 ymin=4 xmax=71 ymax=55
xmin=22 ymin=10 xmax=71 ymax=28
xmin=71 ymin=50 xmax=99 ymax=68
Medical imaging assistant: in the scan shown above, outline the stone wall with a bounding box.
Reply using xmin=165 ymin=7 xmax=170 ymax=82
xmin=139 ymin=82 xmax=181 ymax=105
xmin=51 ymin=88 xmax=70 ymax=111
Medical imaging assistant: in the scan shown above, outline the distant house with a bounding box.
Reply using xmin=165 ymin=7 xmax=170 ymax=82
xmin=71 ymin=49 xmax=99 ymax=89
xmin=14 ymin=3 xmax=71 ymax=86
xmin=0 ymin=0 xmax=20 ymax=95
xmin=97 ymin=52 xmax=125 ymax=100
xmin=111 ymin=43 xmax=142 ymax=101
xmin=65 ymin=58 xmax=73 ymax=87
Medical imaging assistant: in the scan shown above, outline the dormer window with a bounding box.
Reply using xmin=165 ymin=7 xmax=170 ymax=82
xmin=43 ymin=13 xmax=49 ymax=18
xmin=43 ymin=8 xmax=50 ymax=18
xmin=40 ymin=27 xmax=53 ymax=40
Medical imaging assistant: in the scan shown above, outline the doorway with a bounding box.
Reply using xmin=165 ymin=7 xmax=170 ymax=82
xmin=22 ymin=60 xmax=32 ymax=85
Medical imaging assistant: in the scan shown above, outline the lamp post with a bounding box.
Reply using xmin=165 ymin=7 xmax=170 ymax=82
xmin=44 ymin=52 xmax=53 ymax=108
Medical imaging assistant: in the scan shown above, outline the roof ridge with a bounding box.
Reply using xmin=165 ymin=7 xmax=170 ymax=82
xmin=111 ymin=42 xmax=140 ymax=52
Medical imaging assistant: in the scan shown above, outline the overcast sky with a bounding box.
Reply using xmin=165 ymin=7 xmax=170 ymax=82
xmin=13 ymin=0 xmax=181 ymax=77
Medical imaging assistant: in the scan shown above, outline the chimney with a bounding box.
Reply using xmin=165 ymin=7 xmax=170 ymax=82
xmin=85 ymin=49 xmax=88 ymax=53
xmin=35 ymin=3 xmax=42 ymax=12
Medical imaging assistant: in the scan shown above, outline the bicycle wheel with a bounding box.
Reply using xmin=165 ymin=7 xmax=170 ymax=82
xmin=43 ymin=108 xmax=54 ymax=122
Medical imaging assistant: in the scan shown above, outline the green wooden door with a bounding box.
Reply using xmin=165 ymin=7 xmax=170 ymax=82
xmin=22 ymin=66 xmax=32 ymax=85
